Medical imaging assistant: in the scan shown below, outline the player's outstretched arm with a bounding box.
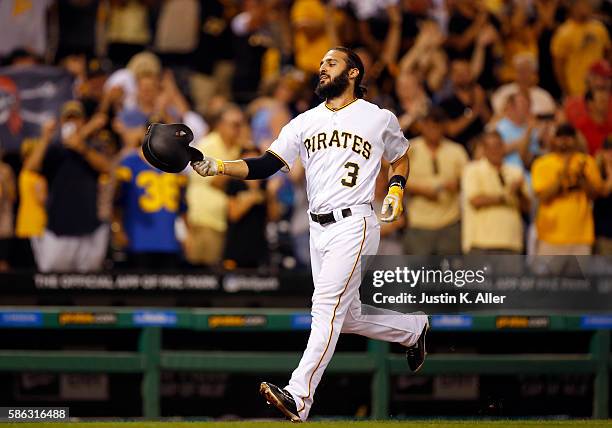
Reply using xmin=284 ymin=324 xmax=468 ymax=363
xmin=191 ymin=151 xmax=285 ymax=180
xmin=191 ymin=155 xmax=248 ymax=179
xmin=380 ymin=153 xmax=409 ymax=223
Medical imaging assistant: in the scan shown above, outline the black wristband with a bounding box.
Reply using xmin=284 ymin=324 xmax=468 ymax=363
xmin=389 ymin=175 xmax=406 ymax=189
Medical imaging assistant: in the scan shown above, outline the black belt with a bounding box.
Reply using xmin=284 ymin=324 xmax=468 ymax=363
xmin=310 ymin=208 xmax=352 ymax=225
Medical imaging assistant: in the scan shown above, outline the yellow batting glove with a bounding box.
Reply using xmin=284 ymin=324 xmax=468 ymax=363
xmin=190 ymin=156 xmax=225 ymax=177
xmin=380 ymin=184 xmax=404 ymax=223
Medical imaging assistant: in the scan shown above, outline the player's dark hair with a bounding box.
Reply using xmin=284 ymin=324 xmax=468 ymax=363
xmin=331 ymin=46 xmax=367 ymax=98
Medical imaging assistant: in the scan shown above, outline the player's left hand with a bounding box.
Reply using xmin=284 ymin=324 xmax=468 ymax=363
xmin=380 ymin=185 xmax=404 ymax=223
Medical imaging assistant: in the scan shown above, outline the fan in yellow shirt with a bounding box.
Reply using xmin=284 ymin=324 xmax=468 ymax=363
xmin=16 ymin=132 xmax=52 ymax=239
xmin=185 ymin=105 xmax=244 ymax=266
xmin=16 ymin=167 xmax=46 ymax=238
xmin=551 ymin=0 xmax=611 ymax=96
xmin=13 ymin=124 xmax=54 ymax=268
xmin=462 ymin=132 xmax=531 ymax=254
xmin=531 ymin=124 xmax=603 ymax=255
xmin=291 ymin=0 xmax=341 ymax=75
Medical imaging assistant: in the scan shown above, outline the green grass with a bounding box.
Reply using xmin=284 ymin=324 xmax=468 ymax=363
xmin=1 ymin=421 xmax=611 ymax=428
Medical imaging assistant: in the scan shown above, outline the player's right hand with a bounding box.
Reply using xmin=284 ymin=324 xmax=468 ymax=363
xmin=190 ymin=155 xmax=224 ymax=177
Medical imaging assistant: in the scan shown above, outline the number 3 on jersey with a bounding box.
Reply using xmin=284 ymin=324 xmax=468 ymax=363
xmin=341 ymin=162 xmax=359 ymax=187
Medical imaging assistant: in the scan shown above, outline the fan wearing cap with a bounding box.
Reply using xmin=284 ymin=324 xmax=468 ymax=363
xmin=565 ymin=60 xmax=612 ymax=155
xmin=28 ymin=100 xmax=112 ymax=272
xmin=531 ymin=124 xmax=604 ymax=255
xmin=594 ymin=136 xmax=612 ymax=255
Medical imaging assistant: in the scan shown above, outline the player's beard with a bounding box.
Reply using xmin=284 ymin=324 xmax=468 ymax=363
xmin=315 ymin=66 xmax=350 ymax=100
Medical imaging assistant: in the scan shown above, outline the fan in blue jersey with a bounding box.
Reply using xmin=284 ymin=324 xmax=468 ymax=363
xmin=114 ymin=149 xmax=188 ymax=269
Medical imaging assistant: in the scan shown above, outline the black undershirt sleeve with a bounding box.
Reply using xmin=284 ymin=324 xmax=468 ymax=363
xmin=244 ymin=151 xmax=285 ymax=179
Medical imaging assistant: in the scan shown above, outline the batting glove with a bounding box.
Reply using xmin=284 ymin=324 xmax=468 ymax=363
xmin=380 ymin=184 xmax=404 ymax=223
xmin=190 ymin=155 xmax=224 ymax=177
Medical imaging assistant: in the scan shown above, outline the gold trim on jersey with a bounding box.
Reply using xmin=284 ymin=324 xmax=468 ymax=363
xmin=265 ymin=149 xmax=290 ymax=171
xmin=297 ymin=217 xmax=367 ymax=413
xmin=324 ymin=97 xmax=359 ymax=112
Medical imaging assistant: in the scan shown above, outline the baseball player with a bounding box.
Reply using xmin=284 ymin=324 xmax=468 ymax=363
xmin=191 ymin=47 xmax=429 ymax=422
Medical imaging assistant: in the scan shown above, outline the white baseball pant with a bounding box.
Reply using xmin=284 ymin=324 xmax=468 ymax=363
xmin=284 ymin=204 xmax=428 ymax=420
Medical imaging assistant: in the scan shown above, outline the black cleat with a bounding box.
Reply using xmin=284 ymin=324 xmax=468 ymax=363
xmin=260 ymin=381 xmax=301 ymax=423
xmin=406 ymin=322 xmax=429 ymax=372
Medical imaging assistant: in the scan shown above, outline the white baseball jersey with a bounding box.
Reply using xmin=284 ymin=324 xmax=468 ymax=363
xmin=267 ymin=99 xmax=409 ymax=213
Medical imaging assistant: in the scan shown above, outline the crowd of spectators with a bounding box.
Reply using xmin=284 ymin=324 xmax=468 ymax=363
xmin=0 ymin=0 xmax=611 ymax=272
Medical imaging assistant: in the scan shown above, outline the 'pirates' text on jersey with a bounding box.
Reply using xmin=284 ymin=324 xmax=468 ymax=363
xmin=267 ymin=99 xmax=409 ymax=213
